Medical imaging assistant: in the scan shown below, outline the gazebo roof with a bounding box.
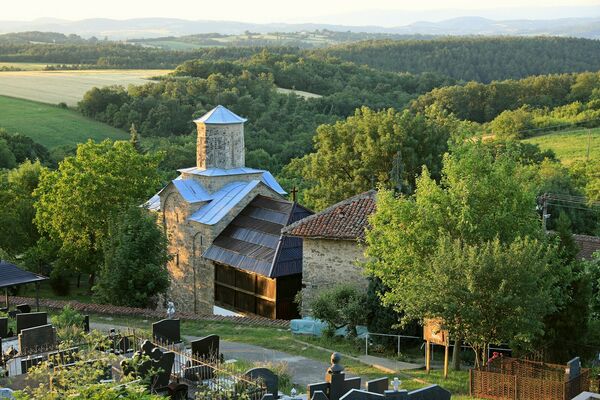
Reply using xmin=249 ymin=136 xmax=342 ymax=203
xmin=0 ymin=260 xmax=48 ymax=289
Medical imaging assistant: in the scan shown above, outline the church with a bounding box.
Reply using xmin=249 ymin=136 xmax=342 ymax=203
xmin=145 ymin=105 xmax=311 ymax=320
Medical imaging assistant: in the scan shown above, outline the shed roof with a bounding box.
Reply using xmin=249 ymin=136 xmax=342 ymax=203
xmin=194 ymin=105 xmax=247 ymax=125
xmin=0 ymin=261 xmax=48 ymax=289
xmin=203 ymin=195 xmax=312 ymax=278
xmin=282 ymin=190 xmax=376 ymax=241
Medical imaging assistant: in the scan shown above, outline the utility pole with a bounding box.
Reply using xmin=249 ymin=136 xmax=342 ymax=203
xmin=541 ymin=193 xmax=549 ymax=233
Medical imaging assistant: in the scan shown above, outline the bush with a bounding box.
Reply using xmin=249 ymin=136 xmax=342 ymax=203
xmin=309 ymin=284 xmax=367 ymax=337
xmin=51 ymin=305 xmax=85 ymax=342
xmin=49 ymin=265 xmax=72 ymax=296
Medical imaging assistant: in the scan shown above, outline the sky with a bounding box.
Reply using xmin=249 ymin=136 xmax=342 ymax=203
xmin=3 ymin=0 xmax=600 ymax=24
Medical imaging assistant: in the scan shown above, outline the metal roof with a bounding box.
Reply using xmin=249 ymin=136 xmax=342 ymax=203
xmin=0 ymin=261 xmax=48 ymax=289
xmin=188 ymin=180 xmax=261 ymax=225
xmin=193 ymin=105 xmax=247 ymax=125
xmin=203 ymin=196 xmax=313 ymax=278
xmin=172 ymin=179 xmax=211 ymax=203
xmin=179 ymin=166 xmax=263 ymax=177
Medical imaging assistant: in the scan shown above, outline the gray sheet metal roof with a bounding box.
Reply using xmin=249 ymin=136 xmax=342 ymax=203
xmin=0 ymin=261 xmax=48 ymax=288
xmin=203 ymin=196 xmax=313 ymax=278
xmin=188 ymin=180 xmax=261 ymax=225
xmin=172 ymin=179 xmax=211 ymax=203
xmin=193 ymin=105 xmax=247 ymax=125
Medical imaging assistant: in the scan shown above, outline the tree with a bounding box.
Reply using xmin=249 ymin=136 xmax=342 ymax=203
xmin=129 ymin=123 xmax=142 ymax=153
xmin=364 ymin=142 xmax=561 ymax=366
xmin=34 ymin=140 xmax=162 ymax=286
xmin=0 ymin=138 xmax=16 ymax=169
xmin=292 ymin=107 xmax=450 ymax=210
xmin=310 ymin=284 xmax=367 ymax=337
xmin=0 ymin=160 xmax=46 ymax=257
xmin=94 ymin=207 xmax=170 ymax=308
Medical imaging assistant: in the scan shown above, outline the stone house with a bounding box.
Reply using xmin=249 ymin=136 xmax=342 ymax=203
xmin=282 ymin=191 xmax=376 ymax=315
xmin=145 ymin=105 xmax=311 ymax=319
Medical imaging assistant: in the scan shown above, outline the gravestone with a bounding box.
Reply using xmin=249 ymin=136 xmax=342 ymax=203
xmin=312 ymin=391 xmax=330 ymax=400
xmin=18 ymin=324 xmax=56 ymax=355
xmin=150 ymin=349 xmax=175 ymax=389
xmin=16 ymin=312 xmax=47 ymax=335
xmin=191 ymin=334 xmax=220 ymax=360
xmin=308 ymin=382 xmax=330 ymax=400
xmin=16 ymin=304 xmax=31 ymax=314
xmin=245 ymin=367 xmax=279 ymax=399
xmin=367 ymin=378 xmax=389 ymax=395
xmin=567 ymin=357 xmax=581 ymax=380
xmin=83 ymin=315 xmax=90 ymax=333
xmin=152 ymin=318 xmax=180 ymax=344
xmin=406 ymin=385 xmax=450 ymax=400
xmin=0 ymin=317 xmax=8 ymax=338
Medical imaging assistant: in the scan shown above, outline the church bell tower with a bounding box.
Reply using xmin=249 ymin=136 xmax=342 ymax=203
xmin=194 ymin=105 xmax=247 ymax=170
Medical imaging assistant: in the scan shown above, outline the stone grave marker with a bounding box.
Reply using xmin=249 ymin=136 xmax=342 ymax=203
xmin=405 ymin=384 xmax=451 ymax=400
xmin=367 ymin=378 xmax=389 ymax=395
xmin=16 ymin=312 xmax=47 ymax=335
xmin=16 ymin=304 xmax=31 ymax=314
xmin=191 ymin=334 xmax=220 ymax=360
xmin=245 ymin=367 xmax=279 ymax=399
xmin=567 ymin=357 xmax=581 ymax=380
xmin=18 ymin=324 xmax=56 ymax=355
xmin=152 ymin=318 xmax=180 ymax=344
xmin=0 ymin=317 xmax=8 ymax=338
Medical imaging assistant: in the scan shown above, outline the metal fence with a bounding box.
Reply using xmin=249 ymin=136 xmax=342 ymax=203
xmin=470 ymin=356 xmax=590 ymax=400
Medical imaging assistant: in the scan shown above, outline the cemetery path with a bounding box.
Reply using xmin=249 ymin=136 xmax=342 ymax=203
xmin=90 ymin=322 xmax=339 ymax=387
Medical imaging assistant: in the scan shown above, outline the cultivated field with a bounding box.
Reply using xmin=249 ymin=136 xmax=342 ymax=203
xmin=0 ymin=69 xmax=171 ymax=106
xmin=523 ymin=127 xmax=600 ymax=164
xmin=276 ymin=87 xmax=322 ymax=99
xmin=0 ymin=95 xmax=128 ymax=148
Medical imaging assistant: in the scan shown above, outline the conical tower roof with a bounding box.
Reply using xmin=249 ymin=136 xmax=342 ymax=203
xmin=194 ymin=105 xmax=247 ymax=125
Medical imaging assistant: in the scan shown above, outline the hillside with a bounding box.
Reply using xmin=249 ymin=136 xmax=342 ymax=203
xmin=0 ymin=95 xmax=128 ymax=148
xmin=320 ymin=37 xmax=600 ymax=82
xmin=523 ymin=127 xmax=600 ymax=165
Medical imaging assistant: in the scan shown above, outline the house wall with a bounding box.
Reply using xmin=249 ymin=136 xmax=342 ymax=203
xmin=300 ymin=238 xmax=368 ymax=316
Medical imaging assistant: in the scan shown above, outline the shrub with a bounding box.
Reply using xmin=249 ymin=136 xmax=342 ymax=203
xmin=309 ymin=284 xmax=367 ymax=337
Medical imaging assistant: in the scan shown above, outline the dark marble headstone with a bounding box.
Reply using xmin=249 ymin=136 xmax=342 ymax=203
xmin=245 ymin=367 xmax=279 ymax=399
xmin=0 ymin=318 xmax=8 ymax=338
xmin=18 ymin=324 xmax=56 ymax=355
xmin=16 ymin=304 xmax=31 ymax=314
xmin=16 ymin=312 xmax=47 ymax=335
xmin=567 ymin=357 xmax=581 ymax=380
xmin=385 ymin=390 xmax=409 ymax=400
xmin=308 ymin=382 xmax=330 ymax=400
xmin=191 ymin=334 xmax=220 ymax=360
xmin=151 ymin=349 xmax=175 ymax=389
xmin=407 ymin=385 xmax=451 ymax=400
xmin=83 ymin=315 xmax=90 ymax=333
xmin=340 ymin=389 xmax=385 ymax=400
xmin=367 ymin=378 xmax=389 ymax=395
xmin=141 ymin=339 xmax=155 ymax=356
xmin=311 ymin=391 xmax=330 ymax=400
xmin=152 ymin=319 xmax=180 ymax=344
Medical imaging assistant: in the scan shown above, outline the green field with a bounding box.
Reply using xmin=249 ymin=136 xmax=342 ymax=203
xmin=0 ymin=62 xmax=59 ymax=71
xmin=0 ymin=69 xmax=171 ymax=106
xmin=0 ymin=95 xmax=128 ymax=148
xmin=523 ymin=127 xmax=600 ymax=164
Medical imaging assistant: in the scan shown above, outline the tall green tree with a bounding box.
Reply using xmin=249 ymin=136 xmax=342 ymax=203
xmin=94 ymin=207 xmax=169 ymax=308
xmin=364 ymin=142 xmax=561 ymax=366
xmin=0 ymin=160 xmax=46 ymax=257
xmin=34 ymin=140 xmax=162 ymax=285
xmin=289 ymin=107 xmax=450 ymax=210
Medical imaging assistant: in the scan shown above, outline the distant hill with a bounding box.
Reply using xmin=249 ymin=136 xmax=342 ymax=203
xmin=1 ymin=15 xmax=600 ymax=40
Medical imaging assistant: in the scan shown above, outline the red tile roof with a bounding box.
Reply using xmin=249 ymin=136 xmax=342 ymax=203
xmin=573 ymin=234 xmax=600 ymax=261
xmin=282 ymin=191 xmax=376 ymax=240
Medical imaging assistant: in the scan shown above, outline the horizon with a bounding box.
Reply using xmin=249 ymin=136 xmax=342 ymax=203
xmin=3 ymin=1 xmax=600 ymax=27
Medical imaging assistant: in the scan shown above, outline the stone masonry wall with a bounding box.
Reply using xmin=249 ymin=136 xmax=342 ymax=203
xmin=301 ymin=238 xmax=368 ymax=316
xmin=160 ymin=183 xmax=284 ymax=314
xmin=196 ymin=123 xmax=245 ymax=169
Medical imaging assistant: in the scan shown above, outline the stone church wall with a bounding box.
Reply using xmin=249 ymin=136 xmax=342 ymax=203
xmin=196 ymin=123 xmax=245 ymax=169
xmin=300 ymin=238 xmax=368 ymax=316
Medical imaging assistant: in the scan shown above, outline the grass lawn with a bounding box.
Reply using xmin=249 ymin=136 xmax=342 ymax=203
xmin=0 ymin=69 xmax=170 ymax=106
xmin=0 ymin=95 xmax=128 ymax=148
xmin=523 ymin=127 xmax=600 ymax=165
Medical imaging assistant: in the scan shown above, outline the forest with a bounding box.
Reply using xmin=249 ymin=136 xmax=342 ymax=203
xmin=322 ymin=36 xmax=600 ymax=82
